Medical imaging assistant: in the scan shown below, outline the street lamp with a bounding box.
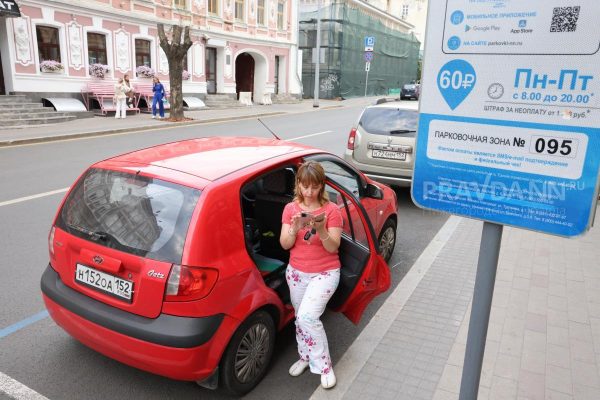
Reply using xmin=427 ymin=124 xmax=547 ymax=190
xmin=313 ymin=0 xmax=321 ymax=108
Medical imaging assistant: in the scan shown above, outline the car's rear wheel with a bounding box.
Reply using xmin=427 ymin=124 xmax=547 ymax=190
xmin=220 ymin=310 xmax=275 ymax=396
xmin=378 ymin=219 xmax=397 ymax=263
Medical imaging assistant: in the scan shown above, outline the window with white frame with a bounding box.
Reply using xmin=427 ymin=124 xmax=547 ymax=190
xmin=235 ymin=0 xmax=244 ymax=21
xmin=208 ymin=0 xmax=219 ymax=15
xmin=402 ymin=4 xmax=409 ymax=20
xmin=135 ymin=39 xmax=151 ymax=68
xmin=36 ymin=26 xmax=61 ymax=62
xmin=257 ymin=0 xmax=265 ymax=25
xmin=173 ymin=0 xmax=187 ymax=8
xmin=87 ymin=32 xmax=107 ymax=64
xmin=277 ymin=1 xmax=285 ymax=30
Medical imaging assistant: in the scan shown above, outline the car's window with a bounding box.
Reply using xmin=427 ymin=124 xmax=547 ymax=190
xmin=359 ymin=108 xmax=418 ymax=137
xmin=325 ymin=184 xmax=369 ymax=248
xmin=56 ymin=168 xmax=201 ymax=264
xmin=318 ymin=160 xmax=361 ymax=199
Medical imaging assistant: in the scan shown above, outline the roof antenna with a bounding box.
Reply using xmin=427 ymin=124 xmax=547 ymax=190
xmin=258 ymin=118 xmax=281 ymax=140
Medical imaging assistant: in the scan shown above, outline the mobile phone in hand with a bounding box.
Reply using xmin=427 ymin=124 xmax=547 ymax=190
xmin=313 ymin=212 xmax=325 ymax=222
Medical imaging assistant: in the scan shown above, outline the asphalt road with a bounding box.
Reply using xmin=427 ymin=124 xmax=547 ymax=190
xmin=0 ymin=105 xmax=448 ymax=400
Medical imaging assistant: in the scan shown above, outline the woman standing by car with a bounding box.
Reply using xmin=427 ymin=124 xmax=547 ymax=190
xmin=151 ymin=77 xmax=165 ymax=119
xmin=280 ymin=161 xmax=343 ymax=389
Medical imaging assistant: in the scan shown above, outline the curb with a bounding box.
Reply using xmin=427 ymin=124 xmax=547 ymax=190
xmin=0 ymin=111 xmax=286 ymax=148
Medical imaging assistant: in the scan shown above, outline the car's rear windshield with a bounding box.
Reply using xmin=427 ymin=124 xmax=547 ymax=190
xmin=359 ymin=108 xmax=418 ymax=136
xmin=56 ymin=168 xmax=201 ymax=264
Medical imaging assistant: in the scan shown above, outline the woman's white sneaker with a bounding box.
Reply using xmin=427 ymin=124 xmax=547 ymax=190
xmin=288 ymin=359 xmax=309 ymax=377
xmin=321 ymin=370 xmax=336 ymax=389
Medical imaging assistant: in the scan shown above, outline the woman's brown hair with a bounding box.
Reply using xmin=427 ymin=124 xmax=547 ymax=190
xmin=294 ymin=161 xmax=329 ymax=206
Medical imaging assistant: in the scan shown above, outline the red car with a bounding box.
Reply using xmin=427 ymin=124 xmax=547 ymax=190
xmin=41 ymin=136 xmax=397 ymax=395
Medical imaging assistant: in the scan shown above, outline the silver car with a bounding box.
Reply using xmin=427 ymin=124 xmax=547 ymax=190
xmin=344 ymin=101 xmax=418 ymax=188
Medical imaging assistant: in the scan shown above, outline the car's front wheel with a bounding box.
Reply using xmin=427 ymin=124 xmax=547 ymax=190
xmin=378 ymin=219 xmax=397 ymax=263
xmin=220 ymin=310 xmax=276 ymax=396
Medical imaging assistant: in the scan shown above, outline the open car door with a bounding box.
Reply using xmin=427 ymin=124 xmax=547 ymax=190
xmin=324 ymin=180 xmax=391 ymax=324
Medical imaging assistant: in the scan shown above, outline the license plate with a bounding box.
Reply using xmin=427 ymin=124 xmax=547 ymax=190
xmin=75 ymin=264 xmax=133 ymax=302
xmin=372 ymin=149 xmax=406 ymax=160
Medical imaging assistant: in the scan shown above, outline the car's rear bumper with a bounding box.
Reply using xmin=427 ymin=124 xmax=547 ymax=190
xmin=41 ymin=265 xmax=236 ymax=381
xmin=344 ymin=153 xmax=413 ymax=187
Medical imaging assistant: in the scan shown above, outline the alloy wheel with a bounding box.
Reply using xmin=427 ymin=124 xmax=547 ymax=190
xmin=234 ymin=323 xmax=270 ymax=383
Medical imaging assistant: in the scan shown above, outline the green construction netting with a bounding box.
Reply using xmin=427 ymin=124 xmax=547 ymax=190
xmin=299 ymin=2 xmax=420 ymax=99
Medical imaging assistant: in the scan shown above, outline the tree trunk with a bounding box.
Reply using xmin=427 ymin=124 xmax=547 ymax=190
xmin=157 ymin=24 xmax=193 ymax=121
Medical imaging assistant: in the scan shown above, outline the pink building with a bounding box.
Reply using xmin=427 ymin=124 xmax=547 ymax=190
xmin=0 ymin=0 xmax=302 ymax=104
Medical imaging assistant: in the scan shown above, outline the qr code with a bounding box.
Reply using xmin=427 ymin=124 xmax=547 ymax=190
xmin=550 ymin=6 xmax=580 ymax=32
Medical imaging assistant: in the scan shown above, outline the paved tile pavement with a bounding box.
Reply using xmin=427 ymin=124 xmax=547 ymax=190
xmin=312 ymin=209 xmax=600 ymax=400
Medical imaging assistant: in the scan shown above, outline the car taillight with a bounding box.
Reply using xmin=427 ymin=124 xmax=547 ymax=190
xmin=48 ymin=226 xmax=56 ymax=259
xmin=164 ymin=264 xmax=218 ymax=302
xmin=347 ymin=128 xmax=357 ymax=150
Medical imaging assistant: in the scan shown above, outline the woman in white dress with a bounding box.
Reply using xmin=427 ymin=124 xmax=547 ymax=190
xmin=114 ymin=78 xmax=127 ymax=119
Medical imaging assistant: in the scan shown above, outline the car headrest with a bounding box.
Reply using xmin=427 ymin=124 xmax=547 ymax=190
xmin=263 ymin=169 xmax=294 ymax=195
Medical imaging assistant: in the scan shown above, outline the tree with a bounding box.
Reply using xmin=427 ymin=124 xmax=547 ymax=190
xmin=157 ymin=23 xmax=192 ymax=121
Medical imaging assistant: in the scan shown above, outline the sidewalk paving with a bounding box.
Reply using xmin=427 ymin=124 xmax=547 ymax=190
xmin=0 ymin=96 xmax=381 ymax=147
xmin=312 ymin=211 xmax=600 ymax=400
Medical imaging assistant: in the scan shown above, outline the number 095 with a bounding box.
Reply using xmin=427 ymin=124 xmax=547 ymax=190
xmin=532 ymin=137 xmax=574 ymax=156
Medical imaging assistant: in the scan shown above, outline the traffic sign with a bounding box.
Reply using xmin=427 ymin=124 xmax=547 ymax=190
xmin=364 ymin=36 xmax=375 ymax=51
xmin=363 ymin=51 xmax=374 ymax=62
xmin=411 ymin=0 xmax=600 ymax=237
xmin=365 ymin=62 xmax=370 ymax=72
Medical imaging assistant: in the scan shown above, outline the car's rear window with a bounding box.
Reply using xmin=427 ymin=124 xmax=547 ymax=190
xmin=359 ymin=108 xmax=418 ymax=137
xmin=56 ymin=168 xmax=201 ymax=264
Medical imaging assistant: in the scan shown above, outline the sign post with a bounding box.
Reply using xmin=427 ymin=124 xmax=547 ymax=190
xmin=364 ymin=36 xmax=375 ymax=96
xmin=413 ymin=1 xmax=600 ymax=398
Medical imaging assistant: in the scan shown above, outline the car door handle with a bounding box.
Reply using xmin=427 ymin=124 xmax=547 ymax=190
xmin=362 ymin=278 xmax=373 ymax=286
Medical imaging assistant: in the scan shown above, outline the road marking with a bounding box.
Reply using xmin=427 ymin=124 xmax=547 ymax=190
xmin=0 ymin=188 xmax=69 ymax=208
xmin=0 ymin=311 xmax=49 ymax=339
xmin=290 ymin=130 xmax=333 ymax=140
xmin=0 ymin=372 xmax=50 ymax=400
xmin=310 ymin=215 xmax=462 ymax=399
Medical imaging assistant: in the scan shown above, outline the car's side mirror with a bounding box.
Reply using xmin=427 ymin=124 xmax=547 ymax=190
xmin=366 ymin=183 xmax=383 ymax=200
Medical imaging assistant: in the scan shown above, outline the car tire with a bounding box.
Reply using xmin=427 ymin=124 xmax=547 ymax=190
xmin=220 ymin=310 xmax=276 ymax=396
xmin=378 ymin=219 xmax=397 ymax=263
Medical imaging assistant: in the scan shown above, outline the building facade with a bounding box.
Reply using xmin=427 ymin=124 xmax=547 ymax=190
xmin=371 ymin=0 xmax=427 ymax=49
xmin=299 ymin=0 xmax=420 ymax=99
xmin=0 ymin=0 xmax=302 ymax=103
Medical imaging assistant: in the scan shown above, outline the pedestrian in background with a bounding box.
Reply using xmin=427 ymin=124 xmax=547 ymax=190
xmin=279 ymin=160 xmax=343 ymax=390
xmin=123 ymin=74 xmax=134 ymax=108
xmin=113 ymin=77 xmax=127 ymax=119
xmin=152 ymin=77 xmax=165 ymax=119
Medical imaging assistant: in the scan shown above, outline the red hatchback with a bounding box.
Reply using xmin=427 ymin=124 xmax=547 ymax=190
xmin=41 ymin=136 xmax=397 ymax=395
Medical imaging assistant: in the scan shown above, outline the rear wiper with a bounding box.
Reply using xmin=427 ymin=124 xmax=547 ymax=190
xmin=389 ymin=129 xmax=416 ymax=134
xmin=68 ymin=224 xmax=111 ymax=242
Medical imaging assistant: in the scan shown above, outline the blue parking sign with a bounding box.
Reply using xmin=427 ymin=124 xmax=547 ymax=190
xmin=412 ymin=0 xmax=600 ymax=237
xmin=364 ymin=36 xmax=375 ymax=51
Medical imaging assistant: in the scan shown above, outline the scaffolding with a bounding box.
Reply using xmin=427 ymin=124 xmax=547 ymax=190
xmin=299 ymin=2 xmax=420 ymax=99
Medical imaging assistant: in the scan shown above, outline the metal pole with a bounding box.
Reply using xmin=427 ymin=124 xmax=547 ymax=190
xmin=459 ymin=222 xmax=503 ymax=400
xmin=364 ymin=68 xmax=369 ymax=97
xmin=313 ymin=0 xmax=321 ymax=108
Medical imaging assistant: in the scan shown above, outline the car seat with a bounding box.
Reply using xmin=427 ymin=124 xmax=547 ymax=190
xmin=254 ymin=168 xmax=295 ymax=261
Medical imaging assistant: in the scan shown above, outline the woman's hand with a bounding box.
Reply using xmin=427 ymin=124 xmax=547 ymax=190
xmin=289 ymin=213 xmax=305 ymax=233
xmin=313 ymin=214 xmax=328 ymax=235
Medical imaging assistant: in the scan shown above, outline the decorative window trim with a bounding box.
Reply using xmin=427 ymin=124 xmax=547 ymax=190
xmin=31 ymin=20 xmax=67 ymax=74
